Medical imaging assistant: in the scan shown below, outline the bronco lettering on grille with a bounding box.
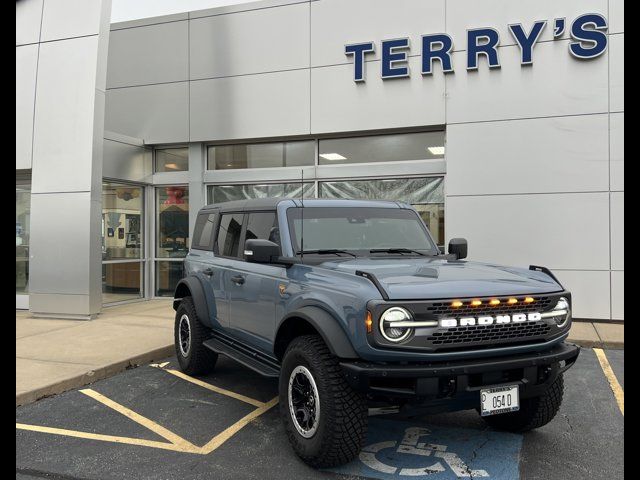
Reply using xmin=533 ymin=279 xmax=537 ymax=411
xmin=439 ymin=312 xmax=542 ymax=327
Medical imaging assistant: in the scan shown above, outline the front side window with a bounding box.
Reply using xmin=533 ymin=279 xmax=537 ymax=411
xmin=286 ymin=207 xmax=438 ymax=256
xmin=216 ymin=213 xmax=244 ymax=258
xmin=245 ymin=212 xmax=280 ymax=249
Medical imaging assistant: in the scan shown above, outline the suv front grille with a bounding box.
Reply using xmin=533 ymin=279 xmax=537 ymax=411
xmin=424 ymin=295 xmax=554 ymax=319
xmin=427 ymin=322 xmax=552 ymax=347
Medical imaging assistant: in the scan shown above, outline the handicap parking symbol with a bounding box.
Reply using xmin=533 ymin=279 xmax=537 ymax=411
xmin=326 ymin=417 xmax=522 ymax=479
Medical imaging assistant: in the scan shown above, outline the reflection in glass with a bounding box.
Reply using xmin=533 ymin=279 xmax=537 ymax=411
xmin=102 ymin=183 xmax=144 ymax=260
xmin=208 ymin=183 xmax=315 ymax=204
xmin=16 ymin=180 xmax=31 ymax=294
xmin=208 ymin=141 xmax=314 ymax=170
xmin=102 ymin=262 xmax=143 ymax=303
xmin=155 ymin=147 xmax=189 ymax=172
xmin=157 ymin=186 xmax=190 ymax=258
xmin=319 ymin=131 xmax=445 ymax=165
xmin=319 ymin=177 xmax=445 ymax=247
xmin=155 ymin=261 xmax=184 ymax=297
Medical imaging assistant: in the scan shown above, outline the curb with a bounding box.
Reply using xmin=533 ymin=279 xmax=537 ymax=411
xmin=567 ymin=338 xmax=624 ymax=350
xmin=16 ymin=345 xmax=174 ymax=408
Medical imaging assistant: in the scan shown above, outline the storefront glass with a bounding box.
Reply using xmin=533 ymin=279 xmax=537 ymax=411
xmin=208 ymin=141 xmax=315 ymax=170
xmin=102 ymin=182 xmax=145 ymax=304
xmin=155 ymin=147 xmax=189 ymax=172
xmin=319 ymin=177 xmax=445 ymax=247
xmin=156 ymin=186 xmax=189 ymax=296
xmin=16 ymin=177 xmax=31 ymax=295
xmin=208 ymin=183 xmax=315 ymax=204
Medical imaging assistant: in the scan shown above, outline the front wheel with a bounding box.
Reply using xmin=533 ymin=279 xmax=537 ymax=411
xmin=279 ymin=335 xmax=368 ymax=468
xmin=481 ymin=374 xmax=564 ymax=432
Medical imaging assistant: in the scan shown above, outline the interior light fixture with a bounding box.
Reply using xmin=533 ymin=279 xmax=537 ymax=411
xmin=319 ymin=153 xmax=347 ymax=161
xmin=427 ymin=146 xmax=445 ymax=155
xmin=164 ymin=163 xmax=179 ymax=170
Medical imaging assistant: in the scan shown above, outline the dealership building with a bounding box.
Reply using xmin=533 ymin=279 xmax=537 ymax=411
xmin=16 ymin=0 xmax=623 ymax=322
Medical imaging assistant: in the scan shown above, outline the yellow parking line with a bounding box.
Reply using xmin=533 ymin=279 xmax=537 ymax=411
xmin=80 ymin=389 xmax=200 ymax=452
xmin=594 ymin=348 xmax=624 ymax=416
xmin=199 ymin=396 xmax=279 ymax=454
xmin=162 ymin=369 xmax=265 ymax=408
xmin=16 ymin=423 xmax=194 ymax=453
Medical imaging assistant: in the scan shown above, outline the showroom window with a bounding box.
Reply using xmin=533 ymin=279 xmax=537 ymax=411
xmin=318 ymin=131 xmax=445 ymax=165
xmin=319 ymin=177 xmax=445 ymax=247
xmin=208 ymin=183 xmax=315 ymax=204
xmin=208 ymin=141 xmax=315 ymax=170
xmin=155 ymin=147 xmax=188 ymax=172
xmin=156 ymin=186 xmax=189 ymax=296
xmin=101 ymin=182 xmax=145 ymax=304
xmin=16 ymin=173 xmax=31 ymax=297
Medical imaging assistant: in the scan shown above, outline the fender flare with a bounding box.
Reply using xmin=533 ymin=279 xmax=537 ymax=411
xmin=173 ymin=276 xmax=210 ymax=326
xmin=280 ymin=306 xmax=359 ymax=359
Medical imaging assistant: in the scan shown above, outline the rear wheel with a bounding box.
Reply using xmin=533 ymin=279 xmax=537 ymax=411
xmin=481 ymin=374 xmax=564 ymax=432
xmin=174 ymin=296 xmax=218 ymax=375
xmin=279 ymin=335 xmax=368 ymax=468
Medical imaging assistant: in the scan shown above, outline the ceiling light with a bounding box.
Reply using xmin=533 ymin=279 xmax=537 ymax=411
xmin=319 ymin=153 xmax=347 ymax=161
xmin=427 ymin=146 xmax=445 ymax=155
xmin=164 ymin=163 xmax=178 ymax=170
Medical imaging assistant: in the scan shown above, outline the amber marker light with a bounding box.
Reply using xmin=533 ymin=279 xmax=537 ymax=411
xmin=470 ymin=300 xmax=482 ymax=306
xmin=507 ymin=298 xmax=518 ymax=304
xmin=489 ymin=299 xmax=501 ymax=306
xmin=365 ymin=311 xmax=373 ymax=333
xmin=524 ymin=297 xmax=535 ymax=304
xmin=451 ymin=300 xmax=463 ymax=308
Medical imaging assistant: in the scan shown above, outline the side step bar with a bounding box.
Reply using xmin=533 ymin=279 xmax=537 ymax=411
xmin=203 ymin=335 xmax=280 ymax=378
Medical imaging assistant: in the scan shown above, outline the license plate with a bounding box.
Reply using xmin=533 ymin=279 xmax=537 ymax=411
xmin=480 ymin=385 xmax=519 ymax=416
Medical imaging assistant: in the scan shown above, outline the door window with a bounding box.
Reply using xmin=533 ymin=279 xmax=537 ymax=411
xmin=245 ymin=212 xmax=280 ymax=249
xmin=216 ymin=213 xmax=245 ymax=258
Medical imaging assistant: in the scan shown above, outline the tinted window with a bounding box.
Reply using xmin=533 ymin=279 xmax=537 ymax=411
xmin=192 ymin=213 xmax=217 ymax=250
xmin=217 ymin=213 xmax=244 ymax=258
xmin=245 ymin=212 xmax=280 ymax=249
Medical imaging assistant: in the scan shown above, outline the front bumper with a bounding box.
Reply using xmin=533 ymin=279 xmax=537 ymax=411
xmin=341 ymin=341 xmax=579 ymax=405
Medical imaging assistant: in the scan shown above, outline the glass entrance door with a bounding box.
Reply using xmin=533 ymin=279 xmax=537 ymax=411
xmin=16 ymin=175 xmax=31 ymax=309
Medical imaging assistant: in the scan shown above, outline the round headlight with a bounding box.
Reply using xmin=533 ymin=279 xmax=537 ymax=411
xmin=553 ymin=297 xmax=571 ymax=328
xmin=379 ymin=307 xmax=413 ymax=343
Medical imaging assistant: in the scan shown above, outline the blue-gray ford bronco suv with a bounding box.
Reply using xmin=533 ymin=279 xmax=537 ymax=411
xmin=172 ymin=198 xmax=579 ymax=467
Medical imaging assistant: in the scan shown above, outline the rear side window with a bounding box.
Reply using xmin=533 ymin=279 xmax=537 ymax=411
xmin=246 ymin=212 xmax=280 ymax=249
xmin=192 ymin=212 xmax=217 ymax=250
xmin=216 ymin=213 xmax=245 ymax=258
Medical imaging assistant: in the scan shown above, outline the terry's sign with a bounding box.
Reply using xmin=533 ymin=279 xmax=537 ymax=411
xmin=345 ymin=14 xmax=608 ymax=82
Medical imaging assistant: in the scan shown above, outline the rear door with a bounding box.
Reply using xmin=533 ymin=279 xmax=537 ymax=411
xmin=227 ymin=211 xmax=285 ymax=353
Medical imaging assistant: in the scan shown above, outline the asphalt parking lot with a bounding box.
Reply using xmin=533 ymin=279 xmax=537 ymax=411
xmin=16 ymin=347 xmax=623 ymax=480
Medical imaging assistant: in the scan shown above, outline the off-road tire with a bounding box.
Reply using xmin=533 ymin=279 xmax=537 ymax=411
xmin=279 ymin=335 xmax=368 ymax=468
xmin=481 ymin=374 xmax=564 ymax=432
xmin=174 ymin=296 xmax=218 ymax=375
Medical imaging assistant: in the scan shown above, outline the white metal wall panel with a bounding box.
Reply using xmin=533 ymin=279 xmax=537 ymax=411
xmin=446 ymin=41 xmax=608 ymax=124
xmin=446 ymin=115 xmax=609 ymax=196
xmin=311 ymin=57 xmax=445 ymax=134
xmin=107 ymin=21 xmax=188 ymax=88
xmin=32 ymin=36 xmax=100 ymax=193
xmin=445 ymin=192 xmax=610 ymax=271
xmin=310 ymin=0 xmax=445 ymax=67
xmin=105 ymin=82 xmax=189 ymax=144
xmin=16 ymin=44 xmax=39 ymax=170
xmin=610 ymin=192 xmax=624 ymax=271
xmin=609 ymin=0 xmax=624 ymax=34
xmin=609 ymin=33 xmax=624 ymax=112
xmin=189 ymin=3 xmax=309 ymax=79
xmin=611 ymin=271 xmax=624 ymax=320
xmin=445 ymin=0 xmax=607 ymax=48
xmin=102 ymin=139 xmax=151 ymax=183
xmin=189 ymin=69 xmax=310 ymax=141
xmin=610 ymin=112 xmax=624 ymax=191
xmin=16 ymin=0 xmax=43 ymax=46
xmin=40 ymin=0 xmax=104 ymax=42
xmin=554 ymin=270 xmax=611 ymax=320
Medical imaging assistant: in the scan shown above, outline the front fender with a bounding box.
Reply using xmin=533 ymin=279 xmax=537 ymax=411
xmin=281 ymin=306 xmax=359 ymax=359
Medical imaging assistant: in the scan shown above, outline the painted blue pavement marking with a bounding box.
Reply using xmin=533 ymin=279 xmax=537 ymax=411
xmin=327 ymin=417 xmax=522 ymax=479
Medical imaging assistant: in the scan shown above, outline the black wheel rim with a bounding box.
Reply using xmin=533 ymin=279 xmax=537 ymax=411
xmin=288 ymin=366 xmax=320 ymax=438
xmin=178 ymin=314 xmax=191 ymax=357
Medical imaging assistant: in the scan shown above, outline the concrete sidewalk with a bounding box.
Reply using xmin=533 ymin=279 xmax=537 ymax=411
xmin=16 ymin=301 xmax=623 ymax=407
xmin=16 ymin=300 xmax=174 ymax=407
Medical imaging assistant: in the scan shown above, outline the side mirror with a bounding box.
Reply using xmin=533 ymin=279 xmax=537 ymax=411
xmin=244 ymin=239 xmax=280 ymax=263
xmin=448 ymin=238 xmax=468 ymax=260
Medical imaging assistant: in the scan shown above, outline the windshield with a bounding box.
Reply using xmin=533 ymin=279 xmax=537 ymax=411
xmin=286 ymin=207 xmax=439 ymax=256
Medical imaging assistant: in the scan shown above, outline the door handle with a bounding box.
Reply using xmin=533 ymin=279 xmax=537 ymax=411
xmin=230 ymin=275 xmax=245 ymax=285
xmin=202 ymin=268 xmax=214 ymax=277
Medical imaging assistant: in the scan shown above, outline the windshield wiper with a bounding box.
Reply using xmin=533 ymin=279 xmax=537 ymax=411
xmin=296 ymin=249 xmax=357 ymax=258
xmin=369 ymin=248 xmax=426 ymax=256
